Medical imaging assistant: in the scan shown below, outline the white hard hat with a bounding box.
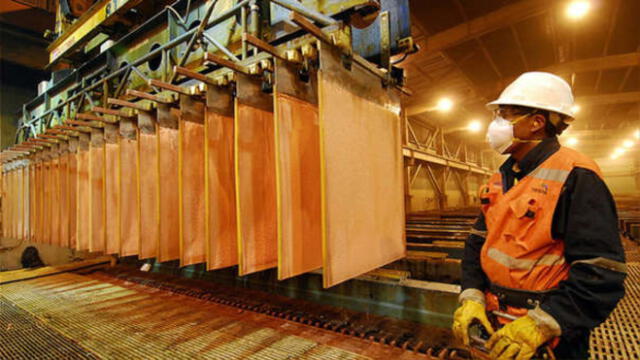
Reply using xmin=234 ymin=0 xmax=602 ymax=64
xmin=486 ymin=72 xmax=576 ymax=119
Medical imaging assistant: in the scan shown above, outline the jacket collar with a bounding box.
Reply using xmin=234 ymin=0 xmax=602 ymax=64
xmin=499 ymin=137 xmax=561 ymax=191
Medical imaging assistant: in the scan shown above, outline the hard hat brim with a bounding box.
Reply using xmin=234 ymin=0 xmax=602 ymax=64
xmin=485 ymin=99 xmax=575 ymax=119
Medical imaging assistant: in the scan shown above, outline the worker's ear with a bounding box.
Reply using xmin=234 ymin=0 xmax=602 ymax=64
xmin=529 ymin=114 xmax=546 ymax=134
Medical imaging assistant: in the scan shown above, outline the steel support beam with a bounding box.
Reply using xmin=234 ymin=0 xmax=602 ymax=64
xmin=421 ymin=0 xmax=549 ymax=54
xmin=545 ymin=52 xmax=640 ymax=75
xmin=403 ymin=146 xmax=492 ymax=176
xmin=576 ymin=92 xmax=640 ymax=106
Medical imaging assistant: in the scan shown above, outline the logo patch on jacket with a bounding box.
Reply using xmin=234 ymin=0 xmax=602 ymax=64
xmin=532 ymin=183 xmax=548 ymax=195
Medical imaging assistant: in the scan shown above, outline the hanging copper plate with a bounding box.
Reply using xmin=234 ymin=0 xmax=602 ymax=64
xmin=89 ymin=134 xmax=106 ymax=253
xmin=205 ymin=86 xmax=237 ymax=270
xmin=318 ymin=43 xmax=405 ymax=287
xmin=119 ymin=119 xmax=139 ymax=257
xmin=235 ymin=73 xmax=277 ymax=275
xmin=179 ymin=96 xmax=206 ymax=266
xmin=76 ymin=147 xmax=90 ymax=251
xmin=138 ymin=110 xmax=159 ymax=260
xmin=68 ymin=139 xmax=78 ymax=250
xmin=59 ymin=153 xmax=69 ymax=248
xmin=157 ymin=104 xmax=180 ymax=262
xmin=273 ymin=59 xmax=322 ymax=280
xmin=104 ymin=125 xmax=120 ymax=255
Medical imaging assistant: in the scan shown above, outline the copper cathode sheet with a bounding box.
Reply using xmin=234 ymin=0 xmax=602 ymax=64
xmin=180 ymin=119 xmax=206 ymax=266
xmin=274 ymin=93 xmax=322 ymax=280
xmin=29 ymin=163 xmax=37 ymax=242
xmin=42 ymin=160 xmax=53 ymax=244
xmin=139 ymin=132 xmax=159 ymax=260
xmin=119 ymin=137 xmax=140 ymax=257
xmin=37 ymin=162 xmax=44 ymax=243
xmin=76 ymin=150 xmax=91 ymax=251
xmin=158 ymin=126 xmax=180 ymax=262
xmin=205 ymin=110 xmax=237 ymax=270
xmin=89 ymin=143 xmax=106 ymax=253
xmin=105 ymin=143 xmax=120 ymax=255
xmin=235 ymin=103 xmax=277 ymax=275
xmin=51 ymin=158 xmax=60 ymax=246
xmin=2 ymin=171 xmax=6 ymax=238
xmin=68 ymin=151 xmax=78 ymax=249
xmin=59 ymin=154 xmax=69 ymax=247
xmin=318 ymin=44 xmax=405 ymax=288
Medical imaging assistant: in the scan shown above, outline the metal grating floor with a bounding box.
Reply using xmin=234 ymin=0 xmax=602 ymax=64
xmin=0 ymin=296 xmax=97 ymax=360
xmin=0 ymin=272 xmax=426 ymax=360
xmin=590 ymin=238 xmax=640 ymax=360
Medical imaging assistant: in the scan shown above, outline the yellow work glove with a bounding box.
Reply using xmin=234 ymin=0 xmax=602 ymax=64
xmin=452 ymin=299 xmax=494 ymax=346
xmin=486 ymin=315 xmax=554 ymax=360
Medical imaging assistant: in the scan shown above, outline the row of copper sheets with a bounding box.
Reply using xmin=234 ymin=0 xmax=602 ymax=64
xmin=2 ymin=43 xmax=404 ymax=287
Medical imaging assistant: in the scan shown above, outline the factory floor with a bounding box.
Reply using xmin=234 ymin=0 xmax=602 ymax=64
xmin=0 ymin=266 xmax=433 ymax=360
xmin=1 ymin=239 xmax=638 ymax=360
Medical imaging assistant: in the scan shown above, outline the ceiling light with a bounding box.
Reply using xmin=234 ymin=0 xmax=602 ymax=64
xmin=610 ymin=154 xmax=619 ymax=160
xmin=436 ymin=98 xmax=453 ymax=112
xmin=566 ymin=137 xmax=578 ymax=146
xmin=467 ymin=120 xmax=482 ymax=132
xmin=614 ymin=147 xmax=626 ymax=156
xmin=566 ymin=1 xmax=591 ymax=20
xmin=635 ymin=130 xmax=640 ymax=139
xmin=571 ymin=105 xmax=580 ymax=114
xmin=623 ymin=140 xmax=635 ymax=148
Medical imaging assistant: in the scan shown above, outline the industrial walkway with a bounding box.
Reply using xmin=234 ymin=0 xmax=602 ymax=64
xmin=1 ymin=239 xmax=638 ymax=359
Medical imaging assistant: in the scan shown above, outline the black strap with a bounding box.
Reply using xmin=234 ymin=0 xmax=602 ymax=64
xmin=489 ymin=283 xmax=553 ymax=310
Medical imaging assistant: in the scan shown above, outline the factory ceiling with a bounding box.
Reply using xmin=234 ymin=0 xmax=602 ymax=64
xmin=1 ymin=0 xmax=638 ymax=160
xmin=402 ymin=0 xmax=640 ymax=159
xmin=0 ymin=1 xmax=54 ymax=70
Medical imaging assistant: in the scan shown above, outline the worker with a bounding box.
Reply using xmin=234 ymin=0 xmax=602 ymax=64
xmin=452 ymin=72 xmax=627 ymax=359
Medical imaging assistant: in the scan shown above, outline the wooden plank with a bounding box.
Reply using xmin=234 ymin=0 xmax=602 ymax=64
xmin=174 ymin=66 xmax=215 ymax=86
xmin=235 ymin=73 xmax=277 ymax=275
xmin=204 ymin=53 xmax=249 ymax=74
xmin=273 ymin=59 xmax=322 ymax=280
xmin=76 ymin=133 xmax=91 ymax=251
xmin=157 ymin=104 xmax=180 ymax=262
xmin=89 ymin=129 xmax=106 ymax=253
xmin=119 ymin=118 xmax=139 ymax=257
xmin=318 ymin=43 xmax=405 ymax=288
xmin=108 ymin=98 xmax=152 ymax=112
xmin=104 ymin=124 xmax=120 ymax=255
xmin=179 ymin=95 xmax=206 ymax=266
xmin=138 ymin=110 xmax=159 ymax=260
xmin=126 ymin=89 xmax=172 ymax=104
xmin=205 ymin=86 xmax=237 ymax=270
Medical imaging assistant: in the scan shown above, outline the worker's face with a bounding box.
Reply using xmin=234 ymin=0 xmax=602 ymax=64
xmin=496 ymin=106 xmax=547 ymax=153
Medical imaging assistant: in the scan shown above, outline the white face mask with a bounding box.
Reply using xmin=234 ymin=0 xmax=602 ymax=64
xmin=486 ymin=114 xmax=532 ymax=154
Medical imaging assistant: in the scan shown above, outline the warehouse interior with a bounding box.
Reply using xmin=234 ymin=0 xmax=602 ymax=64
xmin=0 ymin=0 xmax=638 ymax=359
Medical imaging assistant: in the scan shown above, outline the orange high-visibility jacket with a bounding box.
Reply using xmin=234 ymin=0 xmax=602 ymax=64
xmin=479 ymin=147 xmax=602 ymax=294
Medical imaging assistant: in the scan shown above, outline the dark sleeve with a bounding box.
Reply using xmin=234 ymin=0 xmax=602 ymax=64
xmin=542 ymin=168 xmax=627 ymax=338
xmin=461 ymin=213 xmax=489 ymax=290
